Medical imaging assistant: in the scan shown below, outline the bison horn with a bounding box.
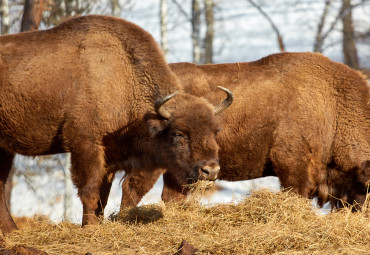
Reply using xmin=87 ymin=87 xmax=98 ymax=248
xmin=214 ymin=86 xmax=234 ymax=115
xmin=154 ymin=91 xmax=178 ymax=119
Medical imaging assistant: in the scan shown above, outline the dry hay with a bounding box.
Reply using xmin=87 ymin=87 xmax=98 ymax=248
xmin=3 ymin=189 xmax=370 ymax=255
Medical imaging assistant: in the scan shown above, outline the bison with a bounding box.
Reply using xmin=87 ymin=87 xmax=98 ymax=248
xmin=101 ymin=52 xmax=369 ymax=211
xmin=0 ymin=15 xmax=234 ymax=234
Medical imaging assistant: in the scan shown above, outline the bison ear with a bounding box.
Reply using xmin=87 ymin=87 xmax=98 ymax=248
xmin=144 ymin=112 xmax=168 ymax=137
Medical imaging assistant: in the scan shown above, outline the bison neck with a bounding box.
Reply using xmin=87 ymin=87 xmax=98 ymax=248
xmin=104 ymin=120 xmax=163 ymax=175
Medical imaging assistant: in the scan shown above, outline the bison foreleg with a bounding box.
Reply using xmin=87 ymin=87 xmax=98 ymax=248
xmin=161 ymin=172 xmax=189 ymax=203
xmin=70 ymin=142 xmax=106 ymax=226
xmin=121 ymin=168 xmax=164 ymax=208
xmin=0 ymin=150 xmax=17 ymax=234
xmin=95 ymin=173 xmax=114 ymax=217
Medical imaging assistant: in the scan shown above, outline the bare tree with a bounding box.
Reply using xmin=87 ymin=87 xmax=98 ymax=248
xmin=21 ymin=0 xmax=44 ymax=32
xmin=160 ymin=0 xmax=168 ymax=58
xmin=64 ymin=0 xmax=77 ymax=16
xmin=192 ymin=0 xmax=201 ymax=63
xmin=172 ymin=0 xmax=189 ymax=19
xmin=311 ymin=0 xmax=370 ymax=56
xmin=43 ymin=0 xmax=96 ymax=26
xmin=110 ymin=0 xmax=121 ymax=17
xmin=341 ymin=0 xmax=359 ymax=69
xmin=313 ymin=0 xmax=333 ymax=52
xmin=246 ymin=0 xmax=285 ymax=52
xmin=172 ymin=0 xmax=217 ymax=63
xmin=204 ymin=0 xmax=214 ymax=63
xmin=0 ymin=0 xmax=10 ymax=35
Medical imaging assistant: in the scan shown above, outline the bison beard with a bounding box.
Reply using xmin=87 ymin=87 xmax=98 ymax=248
xmin=102 ymin=52 xmax=369 ymax=212
xmin=0 ymin=15 xmax=234 ymax=234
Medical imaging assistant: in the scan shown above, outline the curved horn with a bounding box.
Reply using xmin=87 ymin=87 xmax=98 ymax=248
xmin=154 ymin=91 xmax=178 ymax=119
xmin=214 ymin=86 xmax=234 ymax=115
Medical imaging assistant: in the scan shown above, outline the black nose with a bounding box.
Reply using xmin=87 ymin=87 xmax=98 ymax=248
xmin=198 ymin=163 xmax=220 ymax=181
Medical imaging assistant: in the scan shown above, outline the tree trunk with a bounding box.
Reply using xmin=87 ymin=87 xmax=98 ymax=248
xmin=0 ymin=0 xmax=10 ymax=35
xmin=313 ymin=0 xmax=332 ymax=52
xmin=204 ymin=0 xmax=214 ymax=64
xmin=160 ymin=0 xmax=168 ymax=58
xmin=192 ymin=0 xmax=201 ymax=64
xmin=111 ymin=0 xmax=121 ymax=17
xmin=341 ymin=0 xmax=359 ymax=69
xmin=21 ymin=0 xmax=45 ymax=32
xmin=64 ymin=0 xmax=76 ymax=16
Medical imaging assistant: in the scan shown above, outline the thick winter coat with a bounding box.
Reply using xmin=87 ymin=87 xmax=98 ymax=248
xmin=116 ymin=52 xmax=369 ymax=209
xmin=0 ymin=15 xmax=233 ymax=234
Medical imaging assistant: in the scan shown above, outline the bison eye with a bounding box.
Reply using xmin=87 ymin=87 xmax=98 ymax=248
xmin=172 ymin=132 xmax=186 ymax=138
xmin=171 ymin=132 xmax=187 ymax=143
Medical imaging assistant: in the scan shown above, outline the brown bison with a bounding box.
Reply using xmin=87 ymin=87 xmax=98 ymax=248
xmin=0 ymin=15 xmax=233 ymax=234
xmin=101 ymin=52 xmax=369 ymax=210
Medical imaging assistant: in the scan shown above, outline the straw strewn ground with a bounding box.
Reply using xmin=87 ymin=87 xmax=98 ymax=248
xmin=3 ymin=189 xmax=370 ymax=255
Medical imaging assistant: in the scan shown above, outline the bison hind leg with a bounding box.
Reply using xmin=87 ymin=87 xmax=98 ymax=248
xmin=69 ymin=141 xmax=106 ymax=226
xmin=269 ymin=138 xmax=328 ymax=200
xmin=0 ymin=149 xmax=17 ymax=234
xmin=95 ymin=172 xmax=115 ymax=217
xmin=351 ymin=160 xmax=370 ymax=207
xmin=316 ymin=182 xmax=330 ymax=207
xmin=326 ymin=160 xmax=370 ymax=210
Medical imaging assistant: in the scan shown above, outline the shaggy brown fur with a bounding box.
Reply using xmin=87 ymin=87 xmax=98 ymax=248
xmin=112 ymin=52 xmax=369 ymax=209
xmin=0 ymin=15 xmax=232 ymax=234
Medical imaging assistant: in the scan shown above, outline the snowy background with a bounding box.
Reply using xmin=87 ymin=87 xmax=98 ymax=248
xmin=8 ymin=0 xmax=368 ymax=223
xmin=11 ymin=154 xmax=287 ymax=223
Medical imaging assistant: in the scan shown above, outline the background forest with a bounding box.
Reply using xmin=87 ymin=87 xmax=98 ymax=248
xmin=1 ymin=0 xmax=370 ymax=68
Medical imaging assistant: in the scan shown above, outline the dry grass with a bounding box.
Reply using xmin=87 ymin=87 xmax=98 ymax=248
xmin=3 ymin=188 xmax=370 ymax=255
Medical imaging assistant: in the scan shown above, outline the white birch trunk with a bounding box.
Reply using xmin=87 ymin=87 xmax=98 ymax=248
xmin=192 ymin=0 xmax=201 ymax=64
xmin=111 ymin=0 xmax=121 ymax=17
xmin=160 ymin=0 xmax=168 ymax=58
xmin=0 ymin=0 xmax=10 ymax=35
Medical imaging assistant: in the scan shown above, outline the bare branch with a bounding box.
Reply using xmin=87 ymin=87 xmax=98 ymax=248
xmin=172 ymin=0 xmax=190 ymax=21
xmin=313 ymin=0 xmax=333 ymax=52
xmin=320 ymin=0 xmax=368 ymax=43
xmin=246 ymin=0 xmax=285 ymax=52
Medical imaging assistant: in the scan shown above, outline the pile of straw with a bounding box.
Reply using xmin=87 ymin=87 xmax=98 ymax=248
xmin=4 ymin=189 xmax=370 ymax=254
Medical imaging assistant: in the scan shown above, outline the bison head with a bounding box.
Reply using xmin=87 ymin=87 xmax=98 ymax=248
xmin=145 ymin=87 xmax=233 ymax=185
